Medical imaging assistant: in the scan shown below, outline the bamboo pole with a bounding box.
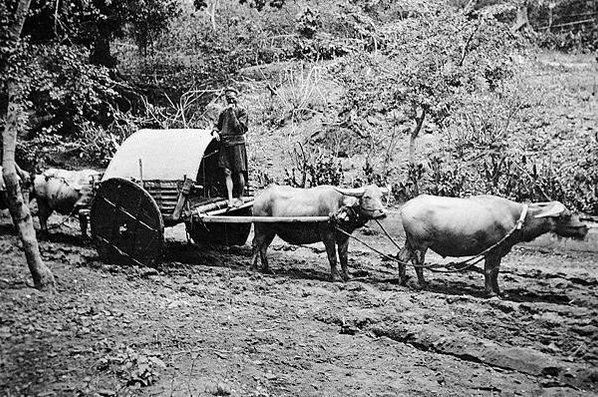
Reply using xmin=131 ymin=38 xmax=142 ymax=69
xmin=193 ymin=199 xmax=230 ymax=214
xmin=206 ymin=201 xmax=253 ymax=216
xmin=197 ymin=215 xmax=330 ymax=224
xmin=192 ymin=197 xmax=254 ymax=216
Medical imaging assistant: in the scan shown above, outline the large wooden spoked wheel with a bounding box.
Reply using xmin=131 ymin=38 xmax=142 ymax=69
xmin=186 ymin=206 xmax=252 ymax=246
xmin=90 ymin=177 xmax=164 ymax=266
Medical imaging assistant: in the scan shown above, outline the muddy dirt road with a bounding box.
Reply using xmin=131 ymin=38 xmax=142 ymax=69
xmin=1 ymin=214 xmax=597 ymax=396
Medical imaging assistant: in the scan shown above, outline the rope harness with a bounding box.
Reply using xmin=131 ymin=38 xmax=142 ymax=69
xmin=46 ymin=208 xmax=80 ymax=231
xmin=334 ymin=204 xmax=529 ymax=274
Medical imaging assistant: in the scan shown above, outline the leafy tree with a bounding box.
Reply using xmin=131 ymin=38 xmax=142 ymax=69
xmin=333 ymin=3 xmax=518 ymax=163
xmin=12 ymin=44 xmax=128 ymax=169
xmin=1 ymin=0 xmax=56 ymax=292
xmin=126 ymin=0 xmax=299 ymax=95
xmin=129 ymin=0 xmax=182 ymax=56
xmin=17 ymin=0 xmax=180 ymax=66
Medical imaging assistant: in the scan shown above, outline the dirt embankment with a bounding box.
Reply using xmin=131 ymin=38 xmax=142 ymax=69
xmin=0 ymin=214 xmax=597 ymax=397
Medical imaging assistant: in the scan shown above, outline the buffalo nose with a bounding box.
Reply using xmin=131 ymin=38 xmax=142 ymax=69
xmin=374 ymin=210 xmax=387 ymax=219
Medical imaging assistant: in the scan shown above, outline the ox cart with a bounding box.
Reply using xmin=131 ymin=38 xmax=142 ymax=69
xmin=90 ymin=129 xmax=258 ymax=266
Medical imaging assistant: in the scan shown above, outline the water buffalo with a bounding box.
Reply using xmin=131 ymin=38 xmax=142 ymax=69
xmin=32 ymin=168 xmax=102 ymax=237
xmin=0 ymin=165 xmax=32 ymax=211
xmin=251 ymin=185 xmax=387 ymax=281
xmin=397 ymin=194 xmax=588 ymax=296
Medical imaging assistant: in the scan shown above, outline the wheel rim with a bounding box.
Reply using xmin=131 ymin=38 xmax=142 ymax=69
xmin=90 ymin=177 xmax=164 ymax=265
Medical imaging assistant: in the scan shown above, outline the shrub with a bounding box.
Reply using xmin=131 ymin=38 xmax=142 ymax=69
xmin=284 ymin=144 xmax=343 ymax=187
xmin=389 ymin=149 xmax=598 ymax=215
xmin=392 ymin=162 xmax=425 ymax=203
xmin=426 ymin=156 xmax=467 ymax=197
xmin=536 ymin=30 xmax=598 ymax=52
xmin=478 ymin=151 xmax=598 ymax=215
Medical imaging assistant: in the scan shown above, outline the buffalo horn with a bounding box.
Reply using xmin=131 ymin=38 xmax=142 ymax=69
xmin=534 ymin=201 xmax=567 ymax=218
xmin=333 ymin=187 xmax=365 ymax=197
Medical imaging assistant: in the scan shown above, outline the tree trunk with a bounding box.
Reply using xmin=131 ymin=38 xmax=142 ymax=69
xmin=512 ymin=1 xmax=533 ymax=33
xmin=90 ymin=21 xmax=117 ymax=67
xmin=207 ymin=0 xmax=219 ymax=31
xmin=409 ymin=107 xmax=427 ymax=163
xmin=3 ymin=0 xmax=56 ymax=292
xmin=8 ymin=0 xmax=32 ymax=40
xmin=3 ymin=84 xmax=56 ymax=292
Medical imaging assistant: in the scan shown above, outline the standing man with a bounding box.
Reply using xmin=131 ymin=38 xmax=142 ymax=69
xmin=211 ymin=87 xmax=249 ymax=208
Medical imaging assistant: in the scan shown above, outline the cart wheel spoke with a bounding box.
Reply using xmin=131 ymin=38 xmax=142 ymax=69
xmin=91 ymin=177 xmax=164 ymax=266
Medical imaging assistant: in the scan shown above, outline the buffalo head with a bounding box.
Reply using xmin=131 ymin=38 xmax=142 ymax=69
xmin=335 ymin=185 xmax=387 ymax=220
xmin=534 ymin=201 xmax=588 ymax=240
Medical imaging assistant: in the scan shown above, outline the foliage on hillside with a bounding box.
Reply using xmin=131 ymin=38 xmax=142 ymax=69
xmin=1 ymin=0 xmax=178 ymax=169
xmin=531 ymin=0 xmax=598 ymax=52
xmin=331 ymin=4 xmax=520 ymax=158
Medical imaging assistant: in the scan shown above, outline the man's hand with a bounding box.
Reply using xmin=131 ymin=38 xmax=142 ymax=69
xmin=211 ymin=130 xmax=221 ymax=141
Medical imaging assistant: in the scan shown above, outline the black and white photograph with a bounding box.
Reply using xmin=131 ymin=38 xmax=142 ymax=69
xmin=1 ymin=0 xmax=597 ymax=395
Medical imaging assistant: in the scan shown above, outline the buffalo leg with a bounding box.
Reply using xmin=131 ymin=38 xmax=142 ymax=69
xmin=337 ymin=236 xmax=350 ymax=281
xmin=491 ymin=260 xmax=503 ymax=296
xmin=484 ymin=254 xmax=502 ymax=297
xmin=397 ymin=245 xmax=414 ymax=285
xmin=258 ymin=234 xmax=275 ymax=274
xmin=78 ymin=210 xmax=88 ymax=237
xmin=37 ymin=199 xmax=52 ymax=238
xmin=251 ymin=225 xmax=275 ymax=273
xmin=414 ymin=249 xmax=428 ymax=288
xmin=323 ymin=234 xmax=341 ymax=281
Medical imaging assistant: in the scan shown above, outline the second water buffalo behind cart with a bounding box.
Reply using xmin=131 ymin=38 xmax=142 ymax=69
xmin=32 ymin=168 xmax=102 ymax=237
xmin=251 ymin=185 xmax=387 ymax=281
xmin=398 ymin=194 xmax=588 ymax=296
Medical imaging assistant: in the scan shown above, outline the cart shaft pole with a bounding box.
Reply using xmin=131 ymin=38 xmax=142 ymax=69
xmin=197 ymin=215 xmax=330 ymax=224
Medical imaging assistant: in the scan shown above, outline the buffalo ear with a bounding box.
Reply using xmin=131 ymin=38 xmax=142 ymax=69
xmin=534 ymin=201 xmax=567 ymax=218
xmin=379 ymin=185 xmax=391 ymax=195
xmin=342 ymin=196 xmax=359 ymax=208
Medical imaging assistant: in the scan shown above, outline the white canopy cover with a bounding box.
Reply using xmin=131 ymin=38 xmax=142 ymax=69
xmin=102 ymin=129 xmax=214 ymax=182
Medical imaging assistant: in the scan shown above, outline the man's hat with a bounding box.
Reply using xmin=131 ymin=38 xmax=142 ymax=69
xmin=224 ymin=87 xmax=239 ymax=98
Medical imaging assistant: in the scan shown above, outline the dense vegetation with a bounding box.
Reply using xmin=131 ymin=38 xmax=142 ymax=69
xmin=2 ymin=0 xmax=597 ymax=214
